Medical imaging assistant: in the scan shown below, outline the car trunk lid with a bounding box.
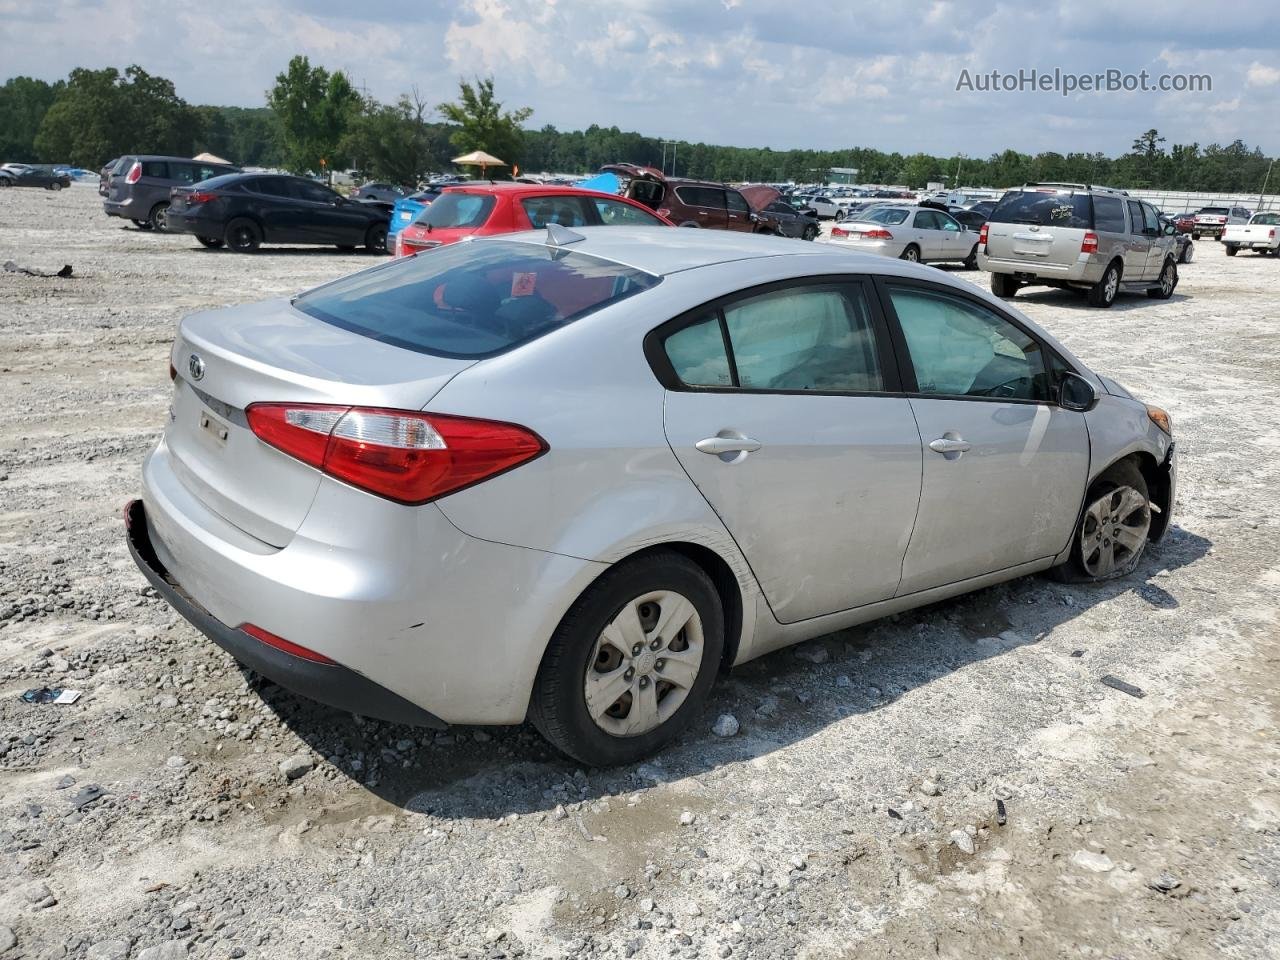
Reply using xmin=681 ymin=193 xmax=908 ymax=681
xmin=166 ymin=297 xmax=473 ymax=546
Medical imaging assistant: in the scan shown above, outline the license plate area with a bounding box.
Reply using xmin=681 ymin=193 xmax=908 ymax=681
xmin=198 ymin=407 xmax=230 ymax=448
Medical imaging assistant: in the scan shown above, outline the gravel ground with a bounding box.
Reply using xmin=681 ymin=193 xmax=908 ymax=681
xmin=1 ymin=184 xmax=1278 ymax=960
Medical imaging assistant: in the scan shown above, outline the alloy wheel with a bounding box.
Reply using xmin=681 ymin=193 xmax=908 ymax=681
xmin=1160 ymin=263 xmax=1175 ymax=296
xmin=1080 ymin=485 xmax=1150 ymax=577
xmin=584 ymin=590 xmax=704 ymax=737
xmin=1104 ymin=269 xmax=1119 ymax=303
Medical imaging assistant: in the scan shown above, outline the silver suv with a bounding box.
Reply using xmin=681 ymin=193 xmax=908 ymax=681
xmin=978 ymin=183 xmax=1179 ymax=308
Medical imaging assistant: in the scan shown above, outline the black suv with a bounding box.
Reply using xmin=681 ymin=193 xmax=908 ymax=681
xmin=103 ymin=155 xmax=240 ymax=231
xmin=165 ymin=173 xmax=390 ymax=254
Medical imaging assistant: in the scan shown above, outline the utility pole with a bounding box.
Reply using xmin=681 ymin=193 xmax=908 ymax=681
xmin=1259 ymin=158 xmax=1276 ymax=211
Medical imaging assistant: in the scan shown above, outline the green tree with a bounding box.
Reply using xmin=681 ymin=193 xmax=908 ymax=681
xmin=437 ymin=76 xmax=532 ymax=171
xmin=342 ymin=89 xmax=441 ymax=185
xmin=267 ymin=56 xmax=361 ymax=175
xmin=0 ymin=76 xmax=62 ymax=161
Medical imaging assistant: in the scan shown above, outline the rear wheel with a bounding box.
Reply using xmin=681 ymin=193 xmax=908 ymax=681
xmin=148 ymin=201 xmax=169 ymax=232
xmin=0 ymin=178 xmax=9 ymax=188
xmin=1052 ymin=461 xmax=1151 ymax=583
xmin=364 ymin=223 xmax=388 ymax=254
xmin=530 ymin=551 xmax=724 ymax=766
xmin=900 ymin=244 xmax=921 ymax=263
xmin=963 ymin=244 xmax=979 ymax=269
xmin=195 ymin=236 xmax=224 ymax=249
xmin=990 ymin=272 xmax=1018 ymax=298
xmin=224 ymin=218 xmax=261 ymax=253
xmin=1146 ymin=258 xmax=1177 ymax=299
xmin=1087 ymin=262 xmax=1121 ymax=308
xmin=1224 ymin=245 xmax=1237 ymax=257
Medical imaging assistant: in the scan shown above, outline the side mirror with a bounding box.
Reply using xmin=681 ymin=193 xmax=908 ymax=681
xmin=1164 ymin=223 xmax=1176 ymax=236
xmin=1058 ymin=372 xmax=1098 ymax=412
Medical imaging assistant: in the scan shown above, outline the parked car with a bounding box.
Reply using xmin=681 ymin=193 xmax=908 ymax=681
xmin=1172 ymin=213 xmax=1197 ymax=235
xmin=389 ymin=189 xmax=443 ymax=237
xmin=750 ymin=197 xmax=820 ymax=240
xmin=1158 ymin=215 xmax=1195 ymax=263
xmin=1190 ymin=204 xmax=1251 ymax=239
xmin=125 ymin=227 xmax=1176 ymax=765
xmin=0 ymin=165 xmax=72 ymax=190
xmin=829 ymin=205 xmax=979 ymax=268
xmin=950 ymin=208 xmax=988 ymax=231
xmin=806 ymin=195 xmax=861 ymax=220
xmin=395 ymin=183 xmax=671 ymax=256
xmin=1222 ymin=212 xmax=1280 ymax=256
xmin=164 ymin=173 xmax=391 ymax=253
xmin=979 ymin=183 xmax=1179 ymax=308
xmin=963 ymin=200 xmax=998 ymax=219
xmin=600 ymin=163 xmax=773 ymax=230
xmin=99 ymin=157 xmax=123 ymax=197
xmin=354 ymin=181 xmax=408 ymax=203
xmin=103 ymin=155 xmax=241 ymax=231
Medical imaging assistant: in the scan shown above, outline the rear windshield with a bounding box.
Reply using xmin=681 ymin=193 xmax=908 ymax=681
xmin=989 ymin=190 xmax=1093 ymax=229
xmin=1198 ymin=207 xmax=1229 ymax=215
xmin=294 ymin=240 xmax=661 ymax=359
xmin=864 ymin=207 xmax=910 ymax=225
xmin=415 ymin=192 xmax=496 ymax=228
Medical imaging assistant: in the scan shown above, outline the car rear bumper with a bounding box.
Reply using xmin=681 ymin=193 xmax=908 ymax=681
xmin=826 ymin=237 xmax=903 ymax=258
xmin=164 ymin=212 xmax=208 ymax=236
xmin=978 ymin=253 xmax=1102 ymax=284
xmin=103 ymin=200 xmax=134 ymax=218
xmin=1193 ymin=224 xmax=1225 ymax=236
xmin=130 ymin=438 xmax=605 ymax=725
xmin=126 ymin=499 xmax=447 ymax=728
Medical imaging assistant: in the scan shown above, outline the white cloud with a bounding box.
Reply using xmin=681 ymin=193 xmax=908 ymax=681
xmin=1247 ymin=62 xmax=1280 ymax=87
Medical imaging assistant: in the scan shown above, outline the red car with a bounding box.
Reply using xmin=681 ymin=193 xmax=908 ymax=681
xmin=1172 ymin=213 xmax=1197 ymax=235
xmin=395 ymin=183 xmax=673 ymax=256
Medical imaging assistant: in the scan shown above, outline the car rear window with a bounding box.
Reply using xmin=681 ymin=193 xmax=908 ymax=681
xmin=293 ymin=240 xmax=661 ymax=359
xmin=1199 ymin=207 xmax=1229 ymax=215
xmin=416 ymin=192 xmax=496 ymax=229
xmin=865 ymin=207 xmax=909 ymax=225
xmin=989 ymin=191 xmax=1093 ymax=229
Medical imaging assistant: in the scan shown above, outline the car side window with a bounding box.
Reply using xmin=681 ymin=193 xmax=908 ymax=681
xmin=663 ymin=313 xmax=734 ymax=387
xmin=522 ymin=196 xmax=593 ymax=228
xmin=141 ymin=160 xmax=168 ymax=179
xmin=1126 ymin=201 xmax=1145 ymax=234
xmin=169 ymin=163 xmax=198 ymax=185
xmin=888 ymin=285 xmax=1051 ymax=402
xmin=1142 ymin=204 xmax=1160 ymax=235
xmin=938 ymin=213 xmax=961 ymax=232
xmin=913 ymin=211 xmax=937 ymax=229
xmin=1094 ymin=196 xmax=1126 ymax=233
xmin=725 ymin=191 xmax=750 ymax=214
xmin=250 ymin=178 xmax=292 ymax=198
xmin=294 ymin=180 xmax=338 ymax=204
xmin=590 ymin=197 xmax=663 ymax=225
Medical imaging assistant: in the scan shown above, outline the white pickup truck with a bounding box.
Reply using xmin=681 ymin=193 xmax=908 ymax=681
xmin=1223 ymin=212 xmax=1280 ymax=257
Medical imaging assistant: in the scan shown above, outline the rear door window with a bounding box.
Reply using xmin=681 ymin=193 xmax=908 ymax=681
xmin=675 ymin=186 xmax=725 ymax=209
xmin=418 ymin=193 xmax=496 ymax=228
xmin=141 ymin=160 xmax=169 ymax=179
xmin=989 ymin=191 xmax=1093 ymax=229
xmin=294 ymin=240 xmax=660 ymax=359
xmin=249 ymin=178 xmax=293 ymax=198
xmin=1093 ymin=196 xmax=1126 ymax=233
xmin=725 ymin=191 xmax=750 ymax=214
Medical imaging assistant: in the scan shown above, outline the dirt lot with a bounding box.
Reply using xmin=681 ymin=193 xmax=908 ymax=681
xmin=1 ymin=184 xmax=1277 ymax=960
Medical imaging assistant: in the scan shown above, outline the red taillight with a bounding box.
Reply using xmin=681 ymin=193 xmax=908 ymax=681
xmin=240 ymin=624 xmax=336 ymax=665
xmin=978 ymin=222 xmax=989 ymax=249
xmin=186 ymin=191 xmax=217 ymax=204
xmin=1081 ymin=232 xmax=1099 ymax=254
xmin=125 ymin=161 xmax=141 ymax=184
xmin=831 ymin=227 xmax=849 ymax=238
xmin=1270 ymin=229 xmax=1276 ymax=240
xmin=245 ymin=404 xmax=547 ymax=505
xmin=861 ymin=228 xmax=893 ymax=240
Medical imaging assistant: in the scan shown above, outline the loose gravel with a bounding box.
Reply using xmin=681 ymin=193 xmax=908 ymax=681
xmin=1 ymin=184 xmax=1278 ymax=959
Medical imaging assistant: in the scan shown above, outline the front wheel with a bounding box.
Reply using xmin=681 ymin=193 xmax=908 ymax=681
xmin=1146 ymin=259 xmax=1177 ymax=299
xmin=1052 ymin=462 xmax=1151 ymax=583
xmin=530 ymin=551 xmax=724 ymax=766
xmin=802 ymin=224 xmax=818 ymax=242
xmin=1179 ymin=242 xmax=1193 ymax=264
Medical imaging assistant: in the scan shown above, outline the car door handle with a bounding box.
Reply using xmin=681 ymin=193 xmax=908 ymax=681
xmin=696 ymin=436 xmax=762 ymax=455
xmin=928 ymin=437 xmax=972 ymax=454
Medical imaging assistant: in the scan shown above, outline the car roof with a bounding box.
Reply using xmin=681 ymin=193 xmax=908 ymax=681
xmin=445 ymin=183 xmax=632 ymax=198
xmin=491 ymin=225 xmax=904 ymax=277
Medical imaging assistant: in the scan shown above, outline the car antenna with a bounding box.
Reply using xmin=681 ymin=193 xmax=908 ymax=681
xmin=545 ymin=223 xmax=585 ymax=246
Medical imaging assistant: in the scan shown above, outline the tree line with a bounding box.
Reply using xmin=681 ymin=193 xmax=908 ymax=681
xmin=1 ymin=60 xmax=1274 ymax=198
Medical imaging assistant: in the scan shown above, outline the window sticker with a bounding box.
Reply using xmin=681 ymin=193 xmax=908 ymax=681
xmin=511 ymin=272 xmax=537 ymax=297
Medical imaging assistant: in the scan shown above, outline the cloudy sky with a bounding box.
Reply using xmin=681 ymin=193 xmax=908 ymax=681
xmin=3 ymin=0 xmax=1278 ymax=156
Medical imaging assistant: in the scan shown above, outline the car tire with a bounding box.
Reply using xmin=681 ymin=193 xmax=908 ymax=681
xmin=1051 ymin=461 xmax=1151 ymax=583
xmin=1191 ymin=232 xmax=1200 ymax=240
xmin=1179 ymin=242 xmax=1193 ymax=264
xmin=224 ymin=218 xmax=261 ymax=253
xmin=0 ymin=178 xmax=9 ymax=188
xmin=196 ymin=236 xmax=224 ymax=249
xmin=802 ymin=224 xmax=818 ymax=242
xmin=49 ymin=181 xmax=63 ymax=191
xmin=530 ymin=551 xmax=725 ymax=767
xmin=132 ymin=219 xmax=152 ymax=230
xmin=1087 ymin=261 xmax=1121 ymax=308
xmin=364 ymin=223 xmax=388 ymax=254
xmin=900 ymin=244 xmax=921 ymax=263
xmin=1224 ymin=245 xmax=1237 ymax=257
xmin=990 ymin=272 xmax=1018 ymax=298
xmin=148 ymin=202 xmax=169 ymax=233
xmin=1146 ymin=258 xmax=1177 ymax=299
xmin=963 ymin=244 xmax=979 ymax=270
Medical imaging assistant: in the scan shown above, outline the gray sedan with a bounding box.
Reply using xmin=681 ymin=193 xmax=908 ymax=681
xmin=830 ymin=204 xmax=980 ymax=267
xmin=126 ymin=227 xmax=1176 ymax=766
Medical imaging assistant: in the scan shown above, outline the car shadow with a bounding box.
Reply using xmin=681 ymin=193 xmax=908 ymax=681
xmin=247 ymin=524 xmax=1211 ymax=819
xmin=1004 ymin=287 xmax=1190 ymax=312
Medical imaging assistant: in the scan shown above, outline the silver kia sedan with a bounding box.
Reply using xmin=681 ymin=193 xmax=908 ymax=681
xmin=125 ymin=227 xmax=1176 ymax=766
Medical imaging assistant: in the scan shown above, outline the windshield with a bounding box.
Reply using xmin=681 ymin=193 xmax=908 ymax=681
xmin=294 ymin=240 xmax=661 ymax=359
xmin=989 ymin=190 xmax=1093 ymax=229
xmin=1250 ymin=213 xmax=1280 ymax=225
xmin=415 ymin=192 xmax=496 ymax=229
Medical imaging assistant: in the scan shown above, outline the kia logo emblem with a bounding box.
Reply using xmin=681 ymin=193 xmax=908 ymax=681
xmin=188 ymin=354 xmax=205 ymax=381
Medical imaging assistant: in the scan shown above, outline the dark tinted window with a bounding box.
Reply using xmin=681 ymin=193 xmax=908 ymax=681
xmin=1141 ymin=203 xmax=1160 ymax=234
xmin=294 ymin=240 xmax=660 ymax=359
xmin=675 ymin=186 xmax=725 ymax=209
xmin=168 ymin=163 xmax=200 ymax=185
xmin=989 ymin=190 xmax=1093 ymax=229
xmin=141 ymin=160 xmax=169 ymax=178
xmin=293 ymin=180 xmax=339 ymax=204
xmin=248 ymin=178 xmax=293 ymax=198
xmin=417 ymin=193 xmax=496 ymax=228
xmin=1199 ymin=207 xmax=1229 ymax=215
xmin=1094 ymin=196 xmax=1126 ymax=233
xmin=725 ymin=190 xmax=750 ymax=213
xmin=889 ymin=286 xmax=1051 ymax=402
